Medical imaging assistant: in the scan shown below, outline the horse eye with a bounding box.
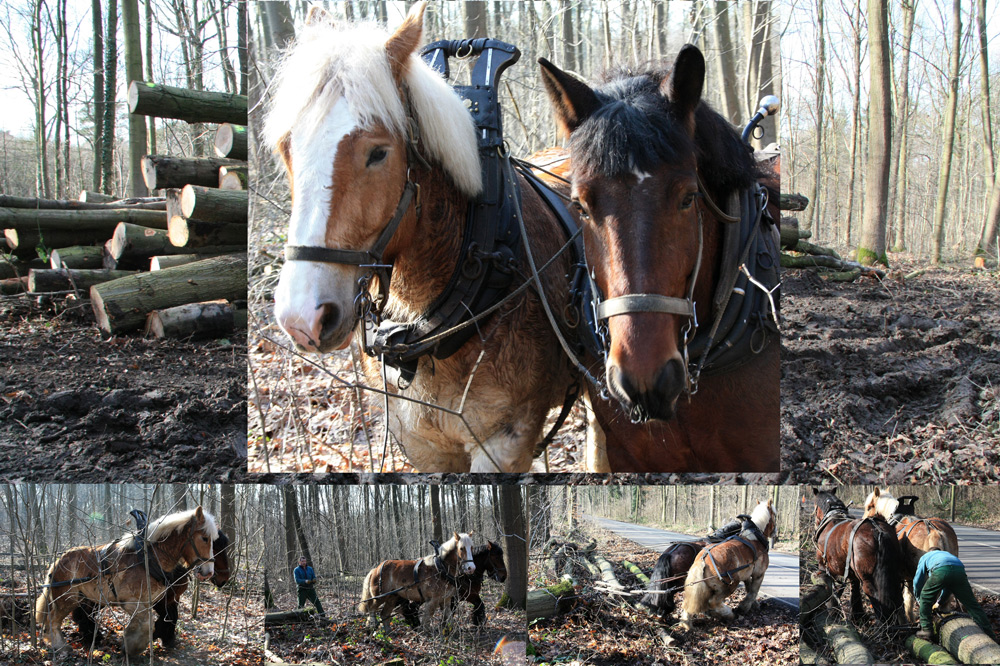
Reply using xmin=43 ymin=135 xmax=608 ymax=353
xmin=572 ymin=200 xmax=591 ymax=221
xmin=680 ymin=192 xmax=697 ymax=210
xmin=366 ymin=146 xmax=388 ymax=167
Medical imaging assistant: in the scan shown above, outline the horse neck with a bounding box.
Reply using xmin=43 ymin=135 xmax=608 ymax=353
xmin=149 ymin=531 xmax=189 ymax=573
xmin=385 ymin=171 xmax=466 ymax=315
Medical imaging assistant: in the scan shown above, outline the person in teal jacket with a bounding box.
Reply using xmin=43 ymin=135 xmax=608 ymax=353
xmin=293 ymin=556 xmax=325 ymax=616
xmin=914 ymin=547 xmax=995 ymax=640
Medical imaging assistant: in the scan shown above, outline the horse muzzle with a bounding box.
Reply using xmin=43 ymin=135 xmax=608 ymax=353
xmin=606 ymin=358 xmax=685 ymax=422
xmin=274 ymin=263 xmax=358 ymax=353
xmin=461 ymin=561 xmax=476 ymax=576
xmin=194 ymin=562 xmax=215 ymax=581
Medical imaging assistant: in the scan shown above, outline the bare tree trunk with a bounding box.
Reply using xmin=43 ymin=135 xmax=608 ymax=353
xmin=713 ymin=1 xmax=742 ymax=124
xmin=102 ymin=0 xmax=119 ymax=196
xmin=92 ymin=0 xmax=105 ymax=191
xmin=843 ymin=0 xmax=861 ymax=247
xmin=122 ymin=0 xmax=149 ymax=197
xmin=561 ymin=0 xmax=575 ymax=72
xmin=282 ymin=486 xmax=313 ymax=593
xmin=857 ymin=0 xmax=890 ymax=266
xmin=464 ymin=1 xmax=487 ymax=39
xmin=808 ymin=0 xmax=825 ymax=233
xmin=145 ymin=0 xmax=155 ymax=155
xmin=891 ymin=0 xmax=916 ymax=252
xmin=499 ymin=486 xmax=526 ymax=609
xmin=931 ymin=0 xmax=962 ymax=264
xmin=981 ymin=178 xmax=1000 ymax=259
xmin=975 ymin=0 xmax=995 ymax=256
xmin=32 ymin=0 xmax=51 ymax=198
xmin=430 ymin=484 xmax=442 ymax=544
xmin=237 ymin=0 xmax=247 ymax=95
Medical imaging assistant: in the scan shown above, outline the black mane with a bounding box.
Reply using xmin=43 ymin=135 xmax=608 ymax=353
xmin=571 ymin=67 xmax=760 ymax=197
xmin=815 ymin=491 xmax=848 ymax=516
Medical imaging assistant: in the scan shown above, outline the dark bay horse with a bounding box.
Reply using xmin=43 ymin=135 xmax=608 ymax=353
xmin=36 ymin=507 xmax=218 ymax=657
xmin=72 ymin=530 xmax=232 ymax=648
xmin=265 ymin=3 xmax=578 ymax=472
xmin=400 ymin=539 xmax=508 ymax=627
xmin=679 ymin=500 xmax=776 ymax=629
xmin=537 ymin=46 xmax=780 ymax=472
xmin=358 ymin=532 xmax=475 ymax=631
xmin=862 ymin=488 xmax=960 ymax=621
xmin=639 ymin=515 xmax=752 ymax=618
xmin=813 ymin=488 xmax=903 ymax=624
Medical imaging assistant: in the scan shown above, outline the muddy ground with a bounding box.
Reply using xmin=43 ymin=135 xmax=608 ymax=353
xmin=528 ymin=525 xmax=798 ymax=665
xmin=265 ymin=584 xmax=524 ymax=665
xmin=0 ymin=294 xmax=247 ymax=482
xmin=781 ymin=261 xmax=1000 ymax=485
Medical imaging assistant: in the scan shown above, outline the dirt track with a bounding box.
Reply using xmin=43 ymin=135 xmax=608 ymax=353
xmin=781 ymin=262 xmax=1000 ymax=484
xmin=0 ymin=296 xmax=247 ymax=482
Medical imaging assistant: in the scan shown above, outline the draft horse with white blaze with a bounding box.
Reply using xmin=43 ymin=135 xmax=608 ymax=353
xmin=265 ymin=3 xmax=580 ymax=472
xmin=35 ymin=507 xmax=218 ymax=657
xmin=862 ymin=487 xmax=960 ymax=621
xmin=358 ymin=532 xmax=475 ymax=632
xmin=812 ymin=488 xmax=903 ymax=624
xmin=537 ymin=46 xmax=781 ymax=472
xmin=679 ymin=500 xmax=776 ymax=629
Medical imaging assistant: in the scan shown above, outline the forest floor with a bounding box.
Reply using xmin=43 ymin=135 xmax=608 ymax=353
xmin=0 ymin=578 xmax=262 ymax=665
xmin=527 ymin=524 xmax=798 ymax=665
xmin=0 ymin=292 xmax=247 ymax=482
xmin=798 ymin=503 xmax=1000 ymax=664
xmin=781 ymin=259 xmax=1000 ymax=484
xmin=264 ymin=586 xmax=525 ymax=665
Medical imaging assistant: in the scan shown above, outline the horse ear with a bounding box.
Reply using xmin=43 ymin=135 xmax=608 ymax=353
xmin=538 ymin=57 xmax=601 ymax=140
xmin=811 ymin=487 xmax=820 ymax=496
xmin=385 ymin=1 xmax=426 ymax=82
xmin=453 ymin=531 xmax=460 ymax=541
xmin=305 ymin=5 xmax=335 ymax=27
xmin=661 ymin=44 xmax=704 ymax=135
xmin=194 ymin=506 xmax=205 ymax=526
xmin=873 ymin=488 xmax=881 ymax=498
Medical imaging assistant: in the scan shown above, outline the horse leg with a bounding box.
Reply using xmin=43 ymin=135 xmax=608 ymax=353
xmin=122 ymin=606 xmax=153 ymax=657
xmin=44 ymin=596 xmax=74 ymax=655
xmin=902 ymin=582 xmax=917 ymax=623
xmin=71 ymin=600 xmax=102 ymax=646
xmin=583 ymin=391 xmax=611 ymax=473
xmin=153 ymin=594 xmax=178 ymax=647
xmin=736 ymin=574 xmax=765 ymax=615
xmin=378 ymin=596 xmax=398 ymax=632
xmin=468 ymin=593 xmax=485 ymax=626
xmin=849 ymin=575 xmax=864 ymax=625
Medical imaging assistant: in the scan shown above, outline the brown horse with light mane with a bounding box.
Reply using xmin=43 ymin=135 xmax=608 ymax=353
xmin=358 ymin=532 xmax=475 ymax=632
xmin=679 ymin=500 xmax=776 ymax=629
xmin=265 ymin=3 xmax=579 ymax=472
xmin=536 ymin=46 xmax=780 ymax=472
xmin=862 ymin=487 xmax=960 ymax=621
xmin=35 ymin=507 xmax=217 ymax=657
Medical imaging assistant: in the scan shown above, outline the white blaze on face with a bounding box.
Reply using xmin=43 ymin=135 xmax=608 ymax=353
xmin=460 ymin=533 xmax=476 ymax=575
xmin=633 ymin=169 xmax=651 ymax=184
xmin=274 ymin=98 xmax=362 ymax=352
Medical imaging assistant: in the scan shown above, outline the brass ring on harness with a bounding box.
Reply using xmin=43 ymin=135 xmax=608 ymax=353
xmin=455 ymin=43 xmax=474 ymax=59
xmin=563 ymin=303 xmax=580 ymax=329
xmin=750 ymin=325 xmax=766 ymax=354
xmin=497 ymin=141 xmax=511 ymax=159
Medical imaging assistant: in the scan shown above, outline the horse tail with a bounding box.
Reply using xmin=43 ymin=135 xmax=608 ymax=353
xmin=872 ymin=522 xmax=903 ymax=622
xmin=681 ymin=556 xmax=712 ymax=618
xmin=35 ymin=561 xmax=56 ymax=631
xmin=357 ymin=568 xmax=376 ymax=614
xmin=925 ymin=528 xmax=945 ymax=553
xmin=639 ymin=549 xmax=674 ymax=614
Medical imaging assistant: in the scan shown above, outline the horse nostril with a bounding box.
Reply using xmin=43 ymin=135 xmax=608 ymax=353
xmin=654 ymin=358 xmax=685 ymax=399
xmin=607 ymin=364 xmax=639 ymax=404
xmin=317 ymin=303 xmax=341 ymax=343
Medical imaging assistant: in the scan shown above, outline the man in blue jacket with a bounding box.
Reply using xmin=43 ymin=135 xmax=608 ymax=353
xmin=914 ymin=546 xmax=995 ymax=640
xmin=294 ymin=556 xmax=325 ymax=616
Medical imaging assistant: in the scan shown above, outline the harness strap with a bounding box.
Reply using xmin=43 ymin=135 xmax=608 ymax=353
xmin=844 ymin=519 xmax=870 ymax=584
xmin=703 ymin=536 xmax=757 ymax=582
xmin=596 ymin=293 xmax=695 ymax=320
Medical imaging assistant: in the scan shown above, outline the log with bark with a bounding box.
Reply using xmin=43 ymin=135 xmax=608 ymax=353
xmin=110 ymin=223 xmax=176 ymax=264
xmin=146 ymin=299 xmax=236 ymax=339
xmin=168 ymin=217 xmax=247 ymax=248
xmin=181 ymin=185 xmax=248 ymax=224
xmin=90 ymin=253 xmax=247 ymax=334
xmin=150 ymin=253 xmax=228 ymax=270
xmin=799 ymin=638 xmax=818 ymax=665
xmin=6 ymin=229 xmax=111 ymax=256
xmin=936 ymin=613 xmax=1000 ymax=665
xmin=50 ymin=246 xmax=105 ymax=270
xmin=128 ymin=81 xmax=248 ymax=125
xmin=219 ymin=166 xmax=248 ymax=190
xmin=779 ymin=193 xmax=809 ymax=211
xmin=0 ymin=195 xmax=165 ymax=211
xmin=264 ymin=608 xmax=320 ymax=627
xmin=78 ymin=190 xmax=117 ymax=203
xmin=0 ymin=257 xmax=46 ymax=280
xmin=780 ymin=253 xmax=886 ymax=279
xmin=0 ymin=207 xmax=168 ymax=233
xmin=801 ymin=573 xmax=835 ymax=620
xmin=526 ymin=576 xmax=578 ymax=621
xmin=621 ymin=560 xmax=649 ymax=585
xmin=0 ymin=277 xmax=28 ymax=295
xmin=780 ymin=216 xmax=814 ymax=249
xmin=591 ymin=553 xmax=624 ymax=590
xmin=814 ymin=609 xmax=873 ymax=664
xmin=142 ymin=155 xmax=246 ymax=190
xmin=905 ymin=634 xmax=959 ymax=665
xmin=214 ymin=123 xmax=248 ymax=160
xmin=28 ymin=269 xmax=135 ymax=293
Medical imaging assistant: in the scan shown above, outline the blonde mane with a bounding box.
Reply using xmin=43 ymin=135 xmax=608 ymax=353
xmin=264 ymin=13 xmax=482 ymax=198
xmin=867 ymin=490 xmax=898 ymax=519
xmin=750 ymin=500 xmax=774 ymax=536
xmin=142 ymin=507 xmax=219 ymax=544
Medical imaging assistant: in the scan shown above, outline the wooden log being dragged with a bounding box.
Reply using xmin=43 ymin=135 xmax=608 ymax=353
xmin=219 ymin=166 xmax=248 ymax=190
xmin=181 ymin=185 xmax=248 ymax=223
xmin=28 ymin=269 xmax=135 ymax=293
xmin=936 ymin=613 xmax=1000 ymax=665
xmin=800 ymin=574 xmax=835 ymax=619
xmin=621 ymin=560 xmax=650 ymax=585
xmin=779 ymin=193 xmax=809 ymax=211
xmin=815 ymin=609 xmax=873 ymax=665
xmin=905 ymin=634 xmax=959 ymax=665
xmin=526 ymin=576 xmax=578 ymax=621
xmin=128 ymin=81 xmax=248 ymax=125
xmin=142 ymin=155 xmax=246 ymax=190
xmin=90 ymin=253 xmax=247 ymax=334
xmin=0 ymin=194 xmax=165 ymax=211
xmin=6 ymin=229 xmax=110 ymax=255
xmin=146 ymin=299 xmax=236 ymax=339
xmin=168 ymin=217 xmax=247 ymax=248
xmin=591 ymin=553 xmax=623 ymax=590
xmin=0 ymin=207 xmax=167 ymax=232
xmin=50 ymin=246 xmax=105 ymax=270
xmin=214 ymin=123 xmax=248 ymax=160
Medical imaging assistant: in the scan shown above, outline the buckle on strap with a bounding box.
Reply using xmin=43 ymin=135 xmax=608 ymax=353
xmin=595 ymin=293 xmax=694 ymax=320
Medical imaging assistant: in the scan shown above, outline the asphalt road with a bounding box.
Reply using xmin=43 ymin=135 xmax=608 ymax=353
xmin=845 ymin=508 xmax=1000 ymax=595
xmin=583 ymin=514 xmax=800 ymax=609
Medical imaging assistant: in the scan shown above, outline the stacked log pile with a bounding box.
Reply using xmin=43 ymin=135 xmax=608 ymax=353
xmin=779 ymin=194 xmax=886 ymax=281
xmin=1 ymin=80 xmax=248 ymax=340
